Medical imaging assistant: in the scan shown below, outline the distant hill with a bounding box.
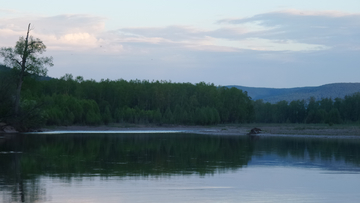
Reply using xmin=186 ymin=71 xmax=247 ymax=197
xmin=0 ymin=64 xmax=52 ymax=81
xmin=229 ymin=83 xmax=360 ymax=103
xmin=2 ymin=64 xmax=359 ymax=103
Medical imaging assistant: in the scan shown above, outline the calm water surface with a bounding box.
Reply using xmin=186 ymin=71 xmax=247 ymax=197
xmin=1 ymin=132 xmax=360 ymax=203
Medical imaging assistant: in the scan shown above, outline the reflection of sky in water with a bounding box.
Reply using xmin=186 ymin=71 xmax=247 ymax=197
xmin=15 ymin=167 xmax=360 ymax=203
xmin=249 ymin=154 xmax=360 ymax=173
xmin=2 ymin=133 xmax=360 ymax=202
xmin=26 ymin=130 xmax=189 ymax=134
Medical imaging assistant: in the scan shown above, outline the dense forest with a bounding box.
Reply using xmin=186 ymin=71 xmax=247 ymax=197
xmin=2 ymin=65 xmax=360 ymax=130
xmin=0 ymin=68 xmax=254 ymax=129
xmin=253 ymin=95 xmax=360 ymax=125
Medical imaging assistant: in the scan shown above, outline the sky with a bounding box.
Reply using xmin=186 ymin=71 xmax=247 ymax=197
xmin=1 ymin=0 xmax=360 ymax=88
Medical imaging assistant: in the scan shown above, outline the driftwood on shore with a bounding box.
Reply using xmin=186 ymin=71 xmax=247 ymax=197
xmin=0 ymin=122 xmax=44 ymax=133
xmin=248 ymin=127 xmax=262 ymax=135
xmin=247 ymin=127 xmax=262 ymax=140
xmin=0 ymin=123 xmax=18 ymax=133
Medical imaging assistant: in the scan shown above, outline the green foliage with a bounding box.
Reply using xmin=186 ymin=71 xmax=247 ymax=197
xmin=102 ymin=106 xmax=113 ymax=124
xmin=0 ymin=67 xmax=16 ymax=122
xmin=20 ymin=76 xmax=254 ymax=126
xmin=8 ymin=59 xmax=360 ymax=127
xmin=153 ymin=108 xmax=162 ymax=123
xmin=0 ymin=36 xmax=53 ymax=76
xmin=86 ymin=110 xmax=101 ymax=125
xmin=326 ymin=108 xmax=341 ymax=124
xmin=17 ymin=99 xmax=47 ymax=130
xmin=0 ymin=24 xmax=53 ymax=130
xmin=163 ymin=107 xmax=174 ymax=124
xmin=254 ymin=92 xmax=360 ymax=125
xmin=306 ymin=110 xmax=326 ymax=124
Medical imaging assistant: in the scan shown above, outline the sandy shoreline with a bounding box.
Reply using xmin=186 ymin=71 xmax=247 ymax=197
xmin=37 ymin=123 xmax=360 ymax=139
xmin=3 ymin=123 xmax=360 ymax=139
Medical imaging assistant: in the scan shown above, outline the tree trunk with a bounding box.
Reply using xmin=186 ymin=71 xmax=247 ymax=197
xmin=14 ymin=23 xmax=30 ymax=117
xmin=14 ymin=78 xmax=23 ymax=116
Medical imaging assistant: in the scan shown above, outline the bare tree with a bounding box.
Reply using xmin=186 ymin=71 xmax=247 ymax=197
xmin=0 ymin=23 xmax=53 ymax=116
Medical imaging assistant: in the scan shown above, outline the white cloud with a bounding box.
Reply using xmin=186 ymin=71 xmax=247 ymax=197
xmin=3 ymin=10 xmax=353 ymax=54
xmin=218 ymin=10 xmax=360 ymax=50
xmin=1 ymin=10 xmax=360 ymax=87
xmin=0 ymin=14 xmax=107 ymax=51
xmin=0 ymin=9 xmax=18 ymax=14
xmin=277 ymin=9 xmax=358 ymax=17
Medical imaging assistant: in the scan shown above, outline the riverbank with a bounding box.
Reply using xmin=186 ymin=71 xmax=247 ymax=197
xmin=38 ymin=123 xmax=360 ymax=138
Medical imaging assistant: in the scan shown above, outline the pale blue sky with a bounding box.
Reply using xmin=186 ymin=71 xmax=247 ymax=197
xmin=1 ymin=0 xmax=360 ymax=87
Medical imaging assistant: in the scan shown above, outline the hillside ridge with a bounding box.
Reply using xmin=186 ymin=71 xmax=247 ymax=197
xmin=229 ymin=83 xmax=360 ymax=103
xmin=2 ymin=64 xmax=359 ymax=103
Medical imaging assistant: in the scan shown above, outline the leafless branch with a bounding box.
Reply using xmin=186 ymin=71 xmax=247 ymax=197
xmin=10 ymin=58 xmax=21 ymax=66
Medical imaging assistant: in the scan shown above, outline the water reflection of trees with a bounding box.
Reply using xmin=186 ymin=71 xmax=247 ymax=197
xmin=253 ymin=137 xmax=360 ymax=165
xmin=1 ymin=133 xmax=254 ymax=202
xmin=2 ymin=134 xmax=360 ymax=179
xmin=0 ymin=135 xmax=46 ymax=203
xmin=2 ymin=133 xmax=360 ymax=202
xmin=16 ymin=134 xmax=253 ymax=177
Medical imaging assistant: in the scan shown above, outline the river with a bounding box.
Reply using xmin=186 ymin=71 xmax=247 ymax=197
xmin=1 ymin=132 xmax=360 ymax=202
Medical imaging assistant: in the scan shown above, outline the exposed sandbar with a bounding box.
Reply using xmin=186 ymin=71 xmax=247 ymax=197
xmin=39 ymin=123 xmax=360 ymax=139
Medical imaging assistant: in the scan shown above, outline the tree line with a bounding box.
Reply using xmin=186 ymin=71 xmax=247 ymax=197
xmin=18 ymin=74 xmax=254 ymax=127
xmin=3 ymin=67 xmax=360 ymax=129
xmin=253 ymin=94 xmax=360 ymax=125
